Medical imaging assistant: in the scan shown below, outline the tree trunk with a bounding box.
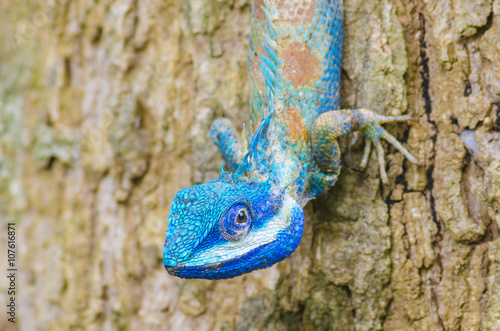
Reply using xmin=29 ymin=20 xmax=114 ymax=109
xmin=1 ymin=0 xmax=499 ymax=330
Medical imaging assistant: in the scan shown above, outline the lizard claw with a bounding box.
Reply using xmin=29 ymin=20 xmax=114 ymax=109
xmin=360 ymin=139 xmax=371 ymax=169
xmin=350 ymin=131 xmax=360 ymax=147
xmin=358 ymin=112 xmax=419 ymax=184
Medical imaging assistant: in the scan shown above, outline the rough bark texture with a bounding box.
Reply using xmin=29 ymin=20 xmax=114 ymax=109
xmin=1 ymin=0 xmax=499 ymax=330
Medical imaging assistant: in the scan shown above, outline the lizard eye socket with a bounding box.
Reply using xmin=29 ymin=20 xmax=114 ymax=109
xmin=219 ymin=203 xmax=252 ymax=241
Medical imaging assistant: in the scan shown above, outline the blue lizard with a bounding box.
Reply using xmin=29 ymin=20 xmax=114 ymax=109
xmin=163 ymin=0 xmax=418 ymax=279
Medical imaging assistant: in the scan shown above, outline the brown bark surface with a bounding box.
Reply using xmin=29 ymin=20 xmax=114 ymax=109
xmin=0 ymin=0 xmax=499 ymax=330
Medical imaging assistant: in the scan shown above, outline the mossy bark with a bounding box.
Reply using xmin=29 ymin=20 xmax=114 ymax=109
xmin=1 ymin=0 xmax=499 ymax=330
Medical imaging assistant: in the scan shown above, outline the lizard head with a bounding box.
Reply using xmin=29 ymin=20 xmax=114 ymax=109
xmin=162 ymin=176 xmax=304 ymax=279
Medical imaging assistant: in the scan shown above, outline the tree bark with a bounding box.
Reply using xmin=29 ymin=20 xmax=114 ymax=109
xmin=1 ymin=0 xmax=499 ymax=330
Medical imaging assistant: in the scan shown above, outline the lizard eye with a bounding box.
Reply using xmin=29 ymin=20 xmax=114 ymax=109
xmin=219 ymin=203 xmax=252 ymax=241
xmin=235 ymin=209 xmax=248 ymax=224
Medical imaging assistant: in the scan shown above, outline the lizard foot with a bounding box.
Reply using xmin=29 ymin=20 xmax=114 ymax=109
xmin=312 ymin=109 xmax=418 ymax=184
xmin=210 ymin=118 xmax=247 ymax=172
xmin=354 ymin=110 xmax=418 ymax=183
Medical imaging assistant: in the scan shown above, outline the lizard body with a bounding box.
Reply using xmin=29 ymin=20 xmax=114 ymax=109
xmin=163 ymin=0 xmax=417 ymax=279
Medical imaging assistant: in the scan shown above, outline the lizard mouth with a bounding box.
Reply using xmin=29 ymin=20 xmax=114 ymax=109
xmin=163 ymin=246 xmax=273 ymax=280
xmin=164 ymin=261 xmax=224 ymax=276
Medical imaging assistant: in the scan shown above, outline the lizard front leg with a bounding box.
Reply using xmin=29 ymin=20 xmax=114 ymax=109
xmin=312 ymin=109 xmax=418 ymax=183
xmin=210 ymin=118 xmax=247 ymax=172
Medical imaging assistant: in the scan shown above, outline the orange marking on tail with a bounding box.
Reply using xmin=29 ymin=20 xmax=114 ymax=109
xmin=277 ymin=0 xmax=316 ymax=25
xmin=284 ymin=108 xmax=308 ymax=141
xmin=254 ymin=0 xmax=266 ymax=21
xmin=282 ymin=41 xmax=321 ymax=87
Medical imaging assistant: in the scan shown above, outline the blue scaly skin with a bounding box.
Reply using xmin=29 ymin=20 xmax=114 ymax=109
xmin=163 ymin=0 xmax=418 ymax=279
